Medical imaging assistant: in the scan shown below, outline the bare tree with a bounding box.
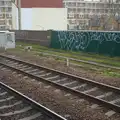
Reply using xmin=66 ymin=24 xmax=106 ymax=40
xmin=101 ymin=0 xmax=120 ymax=30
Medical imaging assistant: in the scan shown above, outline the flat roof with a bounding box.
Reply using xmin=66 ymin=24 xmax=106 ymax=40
xmin=20 ymin=0 xmax=63 ymax=8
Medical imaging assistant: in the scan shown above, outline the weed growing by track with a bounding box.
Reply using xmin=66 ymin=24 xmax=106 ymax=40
xmin=15 ymin=42 xmax=120 ymax=67
xmin=6 ymin=42 xmax=120 ymax=78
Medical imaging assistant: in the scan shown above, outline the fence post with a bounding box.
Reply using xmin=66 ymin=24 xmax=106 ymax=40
xmin=66 ymin=58 xmax=69 ymax=67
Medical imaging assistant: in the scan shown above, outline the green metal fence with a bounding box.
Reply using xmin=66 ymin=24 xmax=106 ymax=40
xmin=50 ymin=30 xmax=120 ymax=56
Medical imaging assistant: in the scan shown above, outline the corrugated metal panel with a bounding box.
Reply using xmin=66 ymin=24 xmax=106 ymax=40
xmin=20 ymin=0 xmax=63 ymax=8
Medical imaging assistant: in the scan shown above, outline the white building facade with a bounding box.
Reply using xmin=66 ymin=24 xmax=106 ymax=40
xmin=32 ymin=8 xmax=67 ymax=30
xmin=63 ymin=0 xmax=120 ymax=30
xmin=0 ymin=0 xmax=17 ymax=30
xmin=20 ymin=8 xmax=67 ymax=30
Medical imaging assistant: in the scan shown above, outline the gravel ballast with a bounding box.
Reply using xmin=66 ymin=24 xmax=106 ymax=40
xmin=0 ymin=69 xmax=120 ymax=120
xmin=3 ymin=51 xmax=120 ymax=87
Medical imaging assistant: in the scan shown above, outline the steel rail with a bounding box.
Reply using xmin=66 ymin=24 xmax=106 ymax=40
xmin=0 ymin=54 xmax=120 ymax=94
xmin=0 ymin=81 xmax=67 ymax=120
xmin=0 ymin=54 xmax=120 ymax=113
xmin=36 ymin=51 xmax=120 ymax=70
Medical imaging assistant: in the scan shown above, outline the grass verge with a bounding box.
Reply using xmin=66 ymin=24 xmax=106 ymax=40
xmin=5 ymin=45 xmax=120 ymax=78
xmin=15 ymin=42 xmax=120 ymax=68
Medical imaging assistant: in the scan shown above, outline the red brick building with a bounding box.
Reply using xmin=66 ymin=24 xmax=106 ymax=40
xmin=19 ymin=0 xmax=63 ymax=8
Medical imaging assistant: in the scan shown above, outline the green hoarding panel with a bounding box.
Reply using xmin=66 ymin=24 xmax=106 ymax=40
xmin=50 ymin=31 xmax=120 ymax=57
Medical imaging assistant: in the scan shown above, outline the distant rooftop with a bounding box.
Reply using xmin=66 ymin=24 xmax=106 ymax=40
xmin=19 ymin=0 xmax=63 ymax=8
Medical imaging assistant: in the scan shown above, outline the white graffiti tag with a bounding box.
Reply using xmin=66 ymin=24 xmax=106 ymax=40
xmin=57 ymin=31 xmax=120 ymax=51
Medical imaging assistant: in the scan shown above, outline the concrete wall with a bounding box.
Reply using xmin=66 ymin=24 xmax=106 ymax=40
xmin=11 ymin=30 xmax=51 ymax=47
xmin=32 ymin=8 xmax=67 ymax=30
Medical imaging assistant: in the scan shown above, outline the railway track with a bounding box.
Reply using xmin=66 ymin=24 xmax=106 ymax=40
xmin=17 ymin=49 xmax=120 ymax=70
xmin=36 ymin=51 xmax=120 ymax=70
xmin=0 ymin=81 xmax=67 ymax=120
xmin=0 ymin=54 xmax=120 ymax=114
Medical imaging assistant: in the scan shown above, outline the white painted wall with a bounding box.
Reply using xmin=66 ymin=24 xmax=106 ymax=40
xmin=16 ymin=8 xmax=32 ymax=30
xmin=32 ymin=8 xmax=67 ymax=30
xmin=21 ymin=8 xmax=32 ymax=30
xmin=18 ymin=8 xmax=67 ymax=30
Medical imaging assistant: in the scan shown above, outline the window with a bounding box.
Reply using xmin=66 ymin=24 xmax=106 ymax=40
xmin=5 ymin=1 xmax=12 ymax=6
xmin=1 ymin=1 xmax=5 ymax=6
xmin=9 ymin=20 xmax=12 ymax=25
xmin=0 ymin=26 xmax=6 ymax=30
xmin=68 ymin=13 xmax=74 ymax=18
xmin=8 ymin=7 xmax=12 ymax=12
xmin=1 ymin=7 xmax=5 ymax=12
xmin=0 ymin=14 xmax=3 ymax=18
xmin=6 ymin=14 xmax=12 ymax=18
xmin=77 ymin=8 xmax=81 ymax=12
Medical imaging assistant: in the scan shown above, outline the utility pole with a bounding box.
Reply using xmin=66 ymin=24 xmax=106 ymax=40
xmin=18 ymin=0 xmax=21 ymax=30
xmin=3 ymin=7 xmax=7 ymax=30
xmin=11 ymin=0 xmax=21 ymax=30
